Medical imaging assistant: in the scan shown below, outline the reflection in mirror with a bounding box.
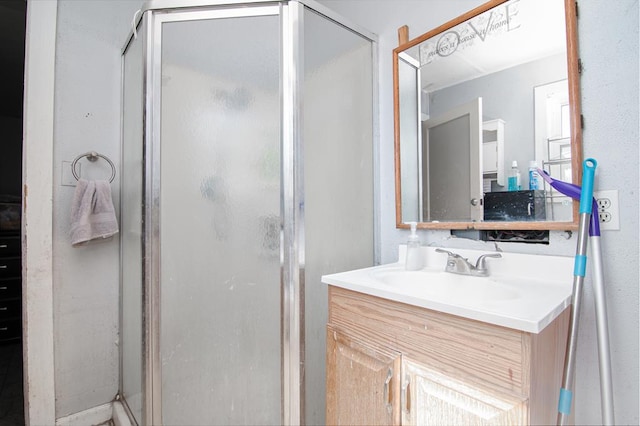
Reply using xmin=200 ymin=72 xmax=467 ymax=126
xmin=394 ymin=0 xmax=582 ymax=230
xmin=424 ymin=97 xmax=482 ymax=222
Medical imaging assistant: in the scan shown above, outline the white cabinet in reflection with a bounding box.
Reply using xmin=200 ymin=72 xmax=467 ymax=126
xmin=482 ymin=119 xmax=505 ymax=187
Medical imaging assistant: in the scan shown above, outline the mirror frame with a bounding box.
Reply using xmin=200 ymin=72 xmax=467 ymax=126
xmin=393 ymin=0 xmax=583 ymax=230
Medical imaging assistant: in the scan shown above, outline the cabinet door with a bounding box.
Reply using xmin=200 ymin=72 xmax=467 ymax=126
xmin=326 ymin=326 xmax=401 ymax=426
xmin=482 ymin=119 xmax=505 ymax=186
xmin=482 ymin=141 xmax=498 ymax=174
xmin=402 ymin=359 xmax=528 ymax=426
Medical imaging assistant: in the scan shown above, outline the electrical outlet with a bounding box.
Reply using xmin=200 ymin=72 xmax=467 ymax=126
xmin=594 ymin=190 xmax=620 ymax=231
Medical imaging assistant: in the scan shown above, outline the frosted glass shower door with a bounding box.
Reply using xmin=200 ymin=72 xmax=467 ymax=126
xmin=121 ymin=18 xmax=144 ymax=424
xmin=302 ymin=9 xmax=375 ymax=425
xmin=157 ymin=9 xmax=281 ymax=425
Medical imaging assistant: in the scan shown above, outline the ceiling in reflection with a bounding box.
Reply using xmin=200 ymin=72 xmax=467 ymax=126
xmin=401 ymin=0 xmax=566 ymax=92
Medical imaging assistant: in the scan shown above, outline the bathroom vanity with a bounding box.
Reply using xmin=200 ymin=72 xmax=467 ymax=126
xmin=323 ymin=247 xmax=573 ymax=425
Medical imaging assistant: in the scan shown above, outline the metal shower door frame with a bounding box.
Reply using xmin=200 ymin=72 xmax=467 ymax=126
xmin=144 ymin=5 xmax=287 ymax=425
xmin=121 ymin=1 xmax=378 ymax=425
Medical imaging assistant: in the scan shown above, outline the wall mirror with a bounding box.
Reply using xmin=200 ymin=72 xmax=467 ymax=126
xmin=393 ymin=0 xmax=582 ymax=230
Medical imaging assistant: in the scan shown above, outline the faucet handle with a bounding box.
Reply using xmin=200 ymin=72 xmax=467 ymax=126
xmin=435 ymin=248 xmax=460 ymax=258
xmin=475 ymin=253 xmax=502 ymax=270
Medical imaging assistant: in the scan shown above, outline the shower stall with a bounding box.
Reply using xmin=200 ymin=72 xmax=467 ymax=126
xmin=119 ymin=1 xmax=376 ymax=424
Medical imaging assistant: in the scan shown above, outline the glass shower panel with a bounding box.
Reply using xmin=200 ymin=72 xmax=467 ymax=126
xmin=121 ymin=24 xmax=144 ymax=424
xmin=302 ymin=9 xmax=374 ymax=426
xmin=399 ymin=58 xmax=420 ymax=222
xmin=159 ymin=13 xmax=281 ymax=425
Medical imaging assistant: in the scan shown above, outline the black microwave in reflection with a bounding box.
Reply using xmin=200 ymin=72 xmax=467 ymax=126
xmin=483 ymin=190 xmax=546 ymax=221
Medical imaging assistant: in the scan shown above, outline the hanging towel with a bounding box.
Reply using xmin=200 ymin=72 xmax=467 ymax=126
xmin=70 ymin=179 xmax=119 ymax=246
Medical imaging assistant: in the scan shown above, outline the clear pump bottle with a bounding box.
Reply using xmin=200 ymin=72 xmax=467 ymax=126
xmin=405 ymin=222 xmax=424 ymax=271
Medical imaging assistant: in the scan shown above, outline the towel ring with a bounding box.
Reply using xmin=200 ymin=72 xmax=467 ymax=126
xmin=71 ymin=151 xmax=116 ymax=183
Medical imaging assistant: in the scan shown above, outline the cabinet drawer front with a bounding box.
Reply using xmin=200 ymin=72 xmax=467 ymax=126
xmin=0 ymin=318 xmax=21 ymax=342
xmin=0 ymin=257 xmax=21 ymax=278
xmin=0 ymin=298 xmax=21 ymax=320
xmin=329 ymin=286 xmax=525 ymax=396
xmin=0 ymin=236 xmax=20 ymax=256
xmin=0 ymin=278 xmax=21 ymax=299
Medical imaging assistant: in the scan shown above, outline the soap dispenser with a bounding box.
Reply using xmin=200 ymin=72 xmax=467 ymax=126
xmin=405 ymin=222 xmax=424 ymax=271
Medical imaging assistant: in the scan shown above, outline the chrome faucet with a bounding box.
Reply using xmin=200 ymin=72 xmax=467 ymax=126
xmin=435 ymin=249 xmax=502 ymax=277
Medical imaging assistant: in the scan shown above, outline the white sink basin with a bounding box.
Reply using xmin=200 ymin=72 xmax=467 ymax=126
xmin=370 ymin=265 xmax=521 ymax=304
xmin=322 ymin=246 xmax=574 ymax=333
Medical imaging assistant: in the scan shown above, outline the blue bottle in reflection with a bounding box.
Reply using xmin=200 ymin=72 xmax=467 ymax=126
xmin=508 ymin=160 xmax=521 ymax=191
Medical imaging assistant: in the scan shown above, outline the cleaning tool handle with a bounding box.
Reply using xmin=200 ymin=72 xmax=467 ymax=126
xmin=538 ymin=168 xmax=580 ymax=199
xmin=580 ymin=158 xmax=597 ymax=214
xmin=538 ymin=168 xmax=601 ymax=236
xmin=591 ymin=199 xmax=601 ymax=237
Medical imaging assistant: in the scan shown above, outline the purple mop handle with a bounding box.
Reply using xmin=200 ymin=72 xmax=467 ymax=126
xmin=538 ymin=169 xmax=601 ymax=236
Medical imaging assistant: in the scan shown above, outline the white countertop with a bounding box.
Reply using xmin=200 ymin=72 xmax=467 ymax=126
xmin=322 ymin=246 xmax=574 ymax=333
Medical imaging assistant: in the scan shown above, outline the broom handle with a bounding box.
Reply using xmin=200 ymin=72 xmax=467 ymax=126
xmin=590 ymin=237 xmax=615 ymax=424
xmin=557 ymin=159 xmax=597 ymax=425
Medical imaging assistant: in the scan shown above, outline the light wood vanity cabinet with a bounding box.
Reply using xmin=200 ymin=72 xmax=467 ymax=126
xmin=326 ymin=327 xmax=402 ymax=425
xmin=326 ymin=286 xmax=570 ymax=425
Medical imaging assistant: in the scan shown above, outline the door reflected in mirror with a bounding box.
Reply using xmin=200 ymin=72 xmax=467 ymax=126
xmin=393 ymin=0 xmax=583 ymax=230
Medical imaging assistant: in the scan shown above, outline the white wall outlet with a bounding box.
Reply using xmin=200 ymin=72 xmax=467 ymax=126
xmin=594 ymin=190 xmax=620 ymax=231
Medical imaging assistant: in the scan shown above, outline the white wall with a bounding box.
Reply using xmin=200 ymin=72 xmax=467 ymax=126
xmin=23 ymin=2 xmax=57 ymax=423
xmin=53 ymin=0 xmax=141 ymax=418
xmin=572 ymin=1 xmax=639 ymax=423
xmin=47 ymin=0 xmax=638 ymax=422
xmin=320 ymin=0 xmax=639 ymax=424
